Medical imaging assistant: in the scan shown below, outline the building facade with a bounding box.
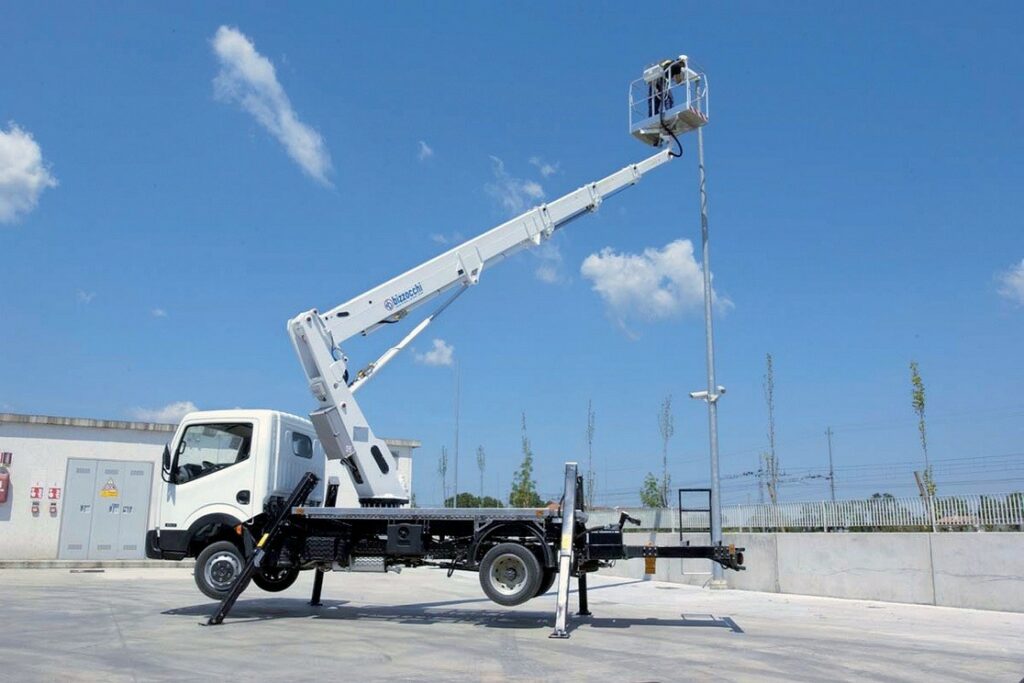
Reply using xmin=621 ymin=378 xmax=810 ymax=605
xmin=0 ymin=413 xmax=418 ymax=560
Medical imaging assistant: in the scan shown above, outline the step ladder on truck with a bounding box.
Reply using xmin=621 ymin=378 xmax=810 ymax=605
xmin=145 ymin=54 xmax=743 ymax=639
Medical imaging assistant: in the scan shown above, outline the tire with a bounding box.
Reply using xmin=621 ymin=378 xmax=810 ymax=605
xmin=252 ymin=565 xmax=300 ymax=593
xmin=535 ymin=569 xmax=557 ymax=597
xmin=479 ymin=542 xmax=543 ymax=607
xmin=194 ymin=540 xmax=245 ymax=601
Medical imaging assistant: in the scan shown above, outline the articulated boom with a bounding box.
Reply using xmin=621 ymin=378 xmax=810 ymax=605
xmin=288 ymin=149 xmax=674 ymax=505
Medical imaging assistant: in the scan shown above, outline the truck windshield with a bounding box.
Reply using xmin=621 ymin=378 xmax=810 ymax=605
xmin=174 ymin=423 xmax=253 ymax=484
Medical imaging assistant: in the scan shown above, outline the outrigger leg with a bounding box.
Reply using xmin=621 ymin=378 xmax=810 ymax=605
xmin=206 ymin=472 xmax=319 ymax=625
xmin=309 ymin=479 xmax=340 ymax=607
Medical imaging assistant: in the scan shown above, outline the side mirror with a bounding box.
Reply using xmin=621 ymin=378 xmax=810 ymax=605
xmin=161 ymin=445 xmax=172 ymax=483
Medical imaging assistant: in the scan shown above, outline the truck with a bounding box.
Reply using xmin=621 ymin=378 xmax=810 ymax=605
xmin=146 ymin=56 xmax=742 ymax=638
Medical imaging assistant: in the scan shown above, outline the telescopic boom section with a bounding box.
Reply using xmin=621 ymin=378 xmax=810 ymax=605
xmin=287 ymin=148 xmax=674 ymax=506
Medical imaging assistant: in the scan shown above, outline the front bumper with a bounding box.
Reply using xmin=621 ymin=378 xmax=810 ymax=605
xmin=145 ymin=529 xmax=190 ymax=561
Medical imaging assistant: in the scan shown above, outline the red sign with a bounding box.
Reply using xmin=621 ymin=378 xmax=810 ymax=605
xmin=48 ymin=487 xmax=61 ymax=500
xmin=29 ymin=485 xmax=43 ymax=500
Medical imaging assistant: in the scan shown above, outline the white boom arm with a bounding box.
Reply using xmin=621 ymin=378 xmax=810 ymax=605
xmin=288 ymin=148 xmax=674 ymax=505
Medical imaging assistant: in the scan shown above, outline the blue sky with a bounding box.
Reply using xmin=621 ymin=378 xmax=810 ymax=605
xmin=2 ymin=3 xmax=1022 ymax=506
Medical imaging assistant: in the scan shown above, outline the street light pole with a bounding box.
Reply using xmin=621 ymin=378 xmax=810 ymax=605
xmin=696 ymin=126 xmax=726 ymax=588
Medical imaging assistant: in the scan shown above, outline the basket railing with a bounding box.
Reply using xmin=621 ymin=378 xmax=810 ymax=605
xmin=629 ymin=68 xmax=708 ymax=134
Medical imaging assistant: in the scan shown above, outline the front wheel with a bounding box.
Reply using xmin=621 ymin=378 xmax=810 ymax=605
xmin=252 ymin=566 xmax=299 ymax=593
xmin=195 ymin=540 xmax=245 ymax=601
xmin=479 ymin=542 xmax=542 ymax=607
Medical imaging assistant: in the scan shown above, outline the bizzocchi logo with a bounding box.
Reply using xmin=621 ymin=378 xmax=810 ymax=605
xmin=383 ymin=283 xmax=424 ymax=311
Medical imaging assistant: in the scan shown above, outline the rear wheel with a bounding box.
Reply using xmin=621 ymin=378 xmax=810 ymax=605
xmin=195 ymin=540 xmax=244 ymax=601
xmin=252 ymin=565 xmax=299 ymax=592
xmin=535 ymin=569 xmax=557 ymax=597
xmin=479 ymin=542 xmax=542 ymax=607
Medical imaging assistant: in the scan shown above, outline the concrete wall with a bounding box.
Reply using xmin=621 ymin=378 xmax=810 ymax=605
xmin=0 ymin=420 xmax=170 ymax=560
xmin=0 ymin=414 xmax=419 ymax=560
xmin=599 ymin=531 xmax=1024 ymax=613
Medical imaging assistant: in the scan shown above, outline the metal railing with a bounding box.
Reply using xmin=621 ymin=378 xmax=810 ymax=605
xmin=628 ymin=69 xmax=709 ymax=133
xmin=588 ymin=492 xmax=1024 ymax=532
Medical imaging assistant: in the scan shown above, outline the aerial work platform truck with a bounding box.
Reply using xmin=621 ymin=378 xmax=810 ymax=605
xmin=146 ymin=55 xmax=742 ymax=638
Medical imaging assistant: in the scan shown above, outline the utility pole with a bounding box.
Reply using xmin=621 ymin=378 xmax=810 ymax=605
xmin=763 ymin=353 xmax=779 ymax=504
xmin=476 ymin=445 xmax=486 ymax=505
xmin=696 ymin=126 xmax=725 ymax=588
xmin=585 ymin=400 xmax=596 ymax=509
xmin=438 ymin=446 xmax=449 ymax=506
xmin=826 ymin=427 xmax=836 ymax=502
xmin=757 ymin=456 xmax=766 ymax=505
xmin=453 ymin=361 xmax=460 ymax=508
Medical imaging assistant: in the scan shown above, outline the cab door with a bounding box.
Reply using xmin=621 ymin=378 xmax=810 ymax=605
xmin=161 ymin=421 xmax=257 ymax=530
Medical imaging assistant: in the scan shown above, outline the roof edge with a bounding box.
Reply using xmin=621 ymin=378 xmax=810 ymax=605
xmin=0 ymin=412 xmax=177 ymax=432
xmin=0 ymin=412 xmax=421 ymax=449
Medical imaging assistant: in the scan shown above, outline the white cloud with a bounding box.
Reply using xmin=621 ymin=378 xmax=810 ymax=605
xmin=429 ymin=231 xmax=463 ymax=246
xmin=486 ymin=156 xmax=545 ymax=215
xmin=76 ymin=290 xmax=96 ymax=304
xmin=151 ymin=308 xmax=168 ymax=318
xmin=418 ymin=140 xmax=434 ymax=161
xmin=580 ymin=239 xmax=730 ymax=330
xmin=529 ymin=156 xmax=559 ymax=178
xmin=131 ymin=400 xmax=198 ymax=423
xmin=415 ymin=338 xmax=454 ymax=367
xmin=997 ymin=259 xmax=1024 ymax=305
xmin=211 ymin=26 xmax=332 ymax=185
xmin=534 ymin=243 xmax=565 ymax=284
xmin=0 ymin=123 xmax=58 ymax=224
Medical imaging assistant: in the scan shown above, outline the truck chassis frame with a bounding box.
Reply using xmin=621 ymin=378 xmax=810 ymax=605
xmin=206 ymin=462 xmax=744 ymax=639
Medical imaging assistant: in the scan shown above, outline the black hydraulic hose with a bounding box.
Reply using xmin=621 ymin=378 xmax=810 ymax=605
xmin=660 ymin=108 xmax=684 ymax=158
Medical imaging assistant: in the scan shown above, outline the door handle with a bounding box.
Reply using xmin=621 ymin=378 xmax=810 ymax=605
xmin=236 ymin=490 xmax=250 ymax=504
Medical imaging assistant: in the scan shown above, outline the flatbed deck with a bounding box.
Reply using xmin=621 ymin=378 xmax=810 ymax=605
xmin=295 ymin=506 xmax=574 ymax=523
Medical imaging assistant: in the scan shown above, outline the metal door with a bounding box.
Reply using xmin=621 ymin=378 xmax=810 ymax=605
xmin=116 ymin=462 xmax=152 ymax=558
xmin=89 ymin=461 xmax=126 ymax=560
xmin=58 ymin=459 xmax=99 ymax=560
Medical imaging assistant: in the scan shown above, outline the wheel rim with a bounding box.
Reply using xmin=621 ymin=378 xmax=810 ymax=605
xmin=261 ymin=567 xmax=291 ymax=583
xmin=490 ymin=553 xmax=529 ymax=596
xmin=205 ymin=551 xmax=241 ymax=591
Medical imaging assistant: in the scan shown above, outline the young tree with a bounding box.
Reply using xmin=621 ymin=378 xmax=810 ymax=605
xmin=585 ymin=400 xmax=596 ymax=508
xmin=446 ymin=492 xmax=505 ymax=508
xmin=909 ymin=361 xmax=936 ymax=496
xmin=763 ymin=353 xmax=780 ymax=504
xmin=640 ymin=472 xmax=662 ymax=508
xmin=476 ymin=445 xmax=486 ymax=505
xmin=762 ymin=452 xmax=780 ymax=505
xmin=437 ymin=446 xmax=449 ymax=507
xmin=657 ymin=395 xmax=674 ymax=508
xmin=510 ymin=412 xmax=543 ymax=507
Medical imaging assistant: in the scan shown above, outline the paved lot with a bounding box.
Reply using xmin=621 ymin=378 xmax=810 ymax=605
xmin=1 ymin=566 xmax=1021 ymax=682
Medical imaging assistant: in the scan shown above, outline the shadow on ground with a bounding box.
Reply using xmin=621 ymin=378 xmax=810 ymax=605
xmin=163 ymin=578 xmax=742 ymax=635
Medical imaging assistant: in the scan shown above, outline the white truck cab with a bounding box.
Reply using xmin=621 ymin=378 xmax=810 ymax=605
xmin=147 ymin=410 xmax=328 ymax=565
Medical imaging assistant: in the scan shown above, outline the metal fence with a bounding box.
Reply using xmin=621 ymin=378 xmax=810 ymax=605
xmin=588 ymin=492 xmax=1024 ymax=532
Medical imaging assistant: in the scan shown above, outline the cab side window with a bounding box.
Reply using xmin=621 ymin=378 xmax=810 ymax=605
xmin=292 ymin=432 xmax=313 ymax=459
xmin=173 ymin=423 xmax=253 ymax=484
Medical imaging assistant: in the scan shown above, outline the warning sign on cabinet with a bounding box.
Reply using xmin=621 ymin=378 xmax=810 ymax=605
xmin=99 ymin=479 xmax=119 ymax=498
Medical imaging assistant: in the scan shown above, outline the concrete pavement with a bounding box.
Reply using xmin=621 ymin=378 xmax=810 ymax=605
xmin=1 ymin=566 xmax=1021 ymax=681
